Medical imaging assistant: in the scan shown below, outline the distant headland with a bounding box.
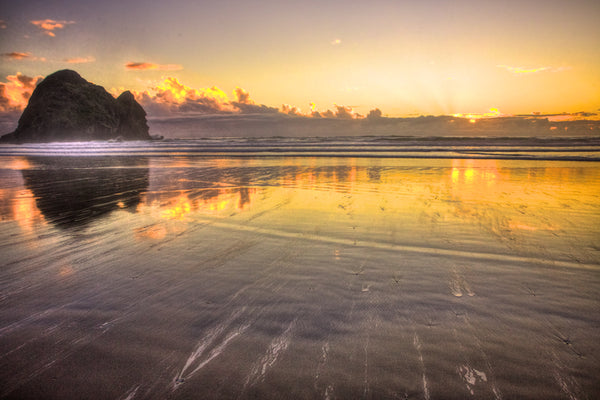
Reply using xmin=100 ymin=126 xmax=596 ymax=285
xmin=0 ymin=70 xmax=151 ymax=143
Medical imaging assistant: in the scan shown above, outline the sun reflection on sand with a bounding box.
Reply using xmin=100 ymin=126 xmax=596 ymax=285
xmin=161 ymin=195 xmax=193 ymax=221
xmin=12 ymin=189 xmax=46 ymax=234
xmin=1 ymin=156 xmax=597 ymax=260
xmin=133 ymin=186 xmax=257 ymax=241
xmin=0 ymin=158 xmax=44 ymax=234
xmin=148 ymin=189 xmax=255 ymax=219
xmin=451 ymin=159 xmax=498 ymax=187
xmin=12 ymin=190 xmax=43 ymax=227
xmin=6 ymin=158 xmax=33 ymax=171
xmin=0 ymin=185 xmax=46 ymax=236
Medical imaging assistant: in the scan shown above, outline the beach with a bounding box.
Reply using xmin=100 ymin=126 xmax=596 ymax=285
xmin=0 ymin=143 xmax=599 ymax=399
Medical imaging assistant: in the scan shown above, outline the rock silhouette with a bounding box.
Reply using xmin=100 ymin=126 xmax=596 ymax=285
xmin=0 ymin=70 xmax=150 ymax=143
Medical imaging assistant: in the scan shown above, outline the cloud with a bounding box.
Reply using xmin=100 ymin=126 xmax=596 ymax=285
xmin=130 ymin=77 xmax=288 ymax=116
xmin=234 ymin=102 xmax=280 ymax=114
xmin=2 ymin=52 xmax=46 ymax=62
xmin=279 ymin=103 xmax=366 ymax=119
xmin=133 ymin=77 xmax=236 ymax=115
xmin=3 ymin=52 xmax=32 ymax=60
xmin=309 ymin=105 xmax=363 ymax=119
xmin=64 ymin=56 xmax=96 ymax=64
xmin=125 ymin=62 xmax=183 ymax=71
xmin=367 ymin=108 xmax=383 ymax=119
xmin=0 ymin=73 xmax=43 ymax=112
xmin=332 ymin=105 xmax=361 ymax=119
xmin=30 ymin=19 xmax=75 ymax=37
xmin=234 ymin=87 xmax=252 ymax=104
xmin=516 ymin=111 xmax=599 ymax=122
xmin=131 ymin=78 xmax=281 ymax=116
xmin=280 ymin=104 xmax=305 ymax=116
xmin=497 ymin=65 xmax=570 ymax=75
xmin=147 ymin=111 xmax=600 ymax=139
xmin=0 ymin=20 xmax=7 ymax=29
xmin=118 ymin=76 xmax=370 ymax=120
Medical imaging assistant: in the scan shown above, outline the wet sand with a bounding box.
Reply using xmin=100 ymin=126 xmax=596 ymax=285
xmin=1 ymin=155 xmax=599 ymax=399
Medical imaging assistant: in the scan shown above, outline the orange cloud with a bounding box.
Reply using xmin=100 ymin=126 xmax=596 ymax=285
xmin=125 ymin=62 xmax=183 ymax=71
xmin=497 ymin=65 xmax=570 ymax=75
xmin=280 ymin=103 xmax=366 ymax=119
xmin=231 ymin=87 xmax=278 ymax=113
xmin=0 ymin=73 xmax=43 ymax=112
xmin=131 ymin=77 xmax=281 ymax=115
xmin=3 ymin=52 xmax=32 ymax=60
xmin=0 ymin=20 xmax=7 ymax=29
xmin=332 ymin=105 xmax=362 ymax=119
xmin=133 ymin=77 xmax=236 ymax=115
xmin=30 ymin=19 xmax=75 ymax=37
xmin=2 ymin=52 xmax=46 ymax=62
xmin=234 ymin=87 xmax=253 ymax=104
xmin=280 ymin=104 xmax=306 ymax=116
xmin=307 ymin=105 xmax=363 ymax=119
xmin=64 ymin=56 xmax=95 ymax=64
xmin=123 ymin=77 xmax=368 ymax=119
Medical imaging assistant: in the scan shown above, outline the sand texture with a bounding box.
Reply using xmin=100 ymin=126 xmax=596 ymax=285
xmin=1 ymin=155 xmax=599 ymax=399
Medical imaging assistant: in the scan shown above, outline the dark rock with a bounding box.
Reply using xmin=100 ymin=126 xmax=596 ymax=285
xmin=116 ymin=91 xmax=150 ymax=140
xmin=0 ymin=70 xmax=150 ymax=143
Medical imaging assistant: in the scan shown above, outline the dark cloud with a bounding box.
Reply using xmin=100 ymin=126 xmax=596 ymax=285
xmin=147 ymin=113 xmax=600 ymax=139
xmin=232 ymin=102 xmax=279 ymax=114
xmin=573 ymin=112 xmax=597 ymax=117
xmin=367 ymin=108 xmax=383 ymax=119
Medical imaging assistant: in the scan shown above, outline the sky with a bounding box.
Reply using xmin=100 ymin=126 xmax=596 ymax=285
xmin=1 ymin=0 xmax=600 ymax=128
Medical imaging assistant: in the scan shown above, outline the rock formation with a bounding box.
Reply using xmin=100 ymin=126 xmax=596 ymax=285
xmin=0 ymin=69 xmax=150 ymax=143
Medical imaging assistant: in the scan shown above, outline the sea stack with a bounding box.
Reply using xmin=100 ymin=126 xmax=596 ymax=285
xmin=0 ymin=70 xmax=150 ymax=143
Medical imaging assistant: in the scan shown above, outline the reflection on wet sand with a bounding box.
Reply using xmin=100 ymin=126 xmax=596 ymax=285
xmin=20 ymin=157 xmax=150 ymax=229
xmin=1 ymin=156 xmax=599 ymax=399
xmin=0 ymin=187 xmax=45 ymax=233
xmin=120 ymin=157 xmax=600 ymax=266
xmin=2 ymin=156 xmax=598 ymax=262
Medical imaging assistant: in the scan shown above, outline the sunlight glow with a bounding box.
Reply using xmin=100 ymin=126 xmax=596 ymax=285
xmin=453 ymin=108 xmax=506 ymax=121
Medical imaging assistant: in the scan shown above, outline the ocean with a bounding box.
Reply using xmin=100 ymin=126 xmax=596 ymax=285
xmin=1 ymin=137 xmax=599 ymax=399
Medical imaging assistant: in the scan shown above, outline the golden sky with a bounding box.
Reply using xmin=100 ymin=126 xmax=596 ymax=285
xmin=1 ymin=0 xmax=599 ymax=119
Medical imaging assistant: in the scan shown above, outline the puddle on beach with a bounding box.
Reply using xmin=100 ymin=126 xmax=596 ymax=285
xmin=1 ymin=155 xmax=599 ymax=399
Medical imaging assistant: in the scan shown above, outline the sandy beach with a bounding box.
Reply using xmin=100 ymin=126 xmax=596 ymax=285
xmin=1 ymin=152 xmax=599 ymax=399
